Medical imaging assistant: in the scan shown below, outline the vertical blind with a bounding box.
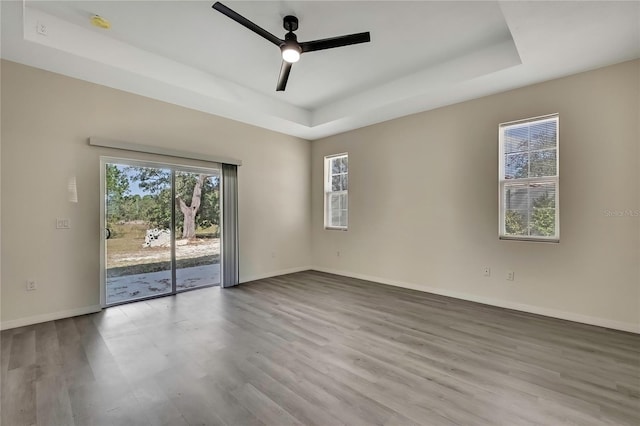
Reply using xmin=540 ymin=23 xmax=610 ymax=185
xmin=221 ymin=164 xmax=239 ymax=287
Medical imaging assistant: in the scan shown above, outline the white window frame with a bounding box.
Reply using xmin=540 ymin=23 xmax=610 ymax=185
xmin=324 ymin=153 xmax=348 ymax=230
xmin=499 ymin=114 xmax=559 ymax=242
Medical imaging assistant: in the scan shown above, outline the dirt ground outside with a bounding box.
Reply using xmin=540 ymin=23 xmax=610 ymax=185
xmin=105 ymin=223 xmax=220 ymax=303
xmin=107 ymin=238 xmax=220 ymax=273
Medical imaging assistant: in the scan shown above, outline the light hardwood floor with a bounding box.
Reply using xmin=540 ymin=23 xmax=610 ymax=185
xmin=1 ymin=271 xmax=639 ymax=425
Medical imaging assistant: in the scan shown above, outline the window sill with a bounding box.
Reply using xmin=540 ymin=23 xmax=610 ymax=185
xmin=325 ymin=227 xmax=348 ymax=231
xmin=500 ymin=236 xmax=559 ymax=243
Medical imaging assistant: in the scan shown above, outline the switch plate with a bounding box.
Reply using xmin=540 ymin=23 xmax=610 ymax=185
xmin=26 ymin=280 xmax=37 ymax=291
xmin=507 ymin=271 xmax=515 ymax=281
xmin=483 ymin=267 xmax=491 ymax=277
xmin=56 ymin=218 xmax=70 ymax=229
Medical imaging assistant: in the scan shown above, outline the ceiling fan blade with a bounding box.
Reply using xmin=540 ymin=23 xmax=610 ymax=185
xmin=300 ymin=32 xmax=370 ymax=53
xmin=212 ymin=2 xmax=282 ymax=47
xmin=276 ymin=61 xmax=293 ymax=91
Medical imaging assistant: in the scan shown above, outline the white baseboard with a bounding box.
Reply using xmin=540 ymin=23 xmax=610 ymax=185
xmin=311 ymin=266 xmax=640 ymax=334
xmin=240 ymin=266 xmax=313 ymax=284
xmin=3 ymin=268 xmax=636 ymax=334
xmin=0 ymin=266 xmax=312 ymax=330
xmin=0 ymin=305 xmax=102 ymax=331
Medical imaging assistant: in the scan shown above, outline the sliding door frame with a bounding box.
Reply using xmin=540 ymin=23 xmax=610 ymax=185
xmin=99 ymin=156 xmax=223 ymax=308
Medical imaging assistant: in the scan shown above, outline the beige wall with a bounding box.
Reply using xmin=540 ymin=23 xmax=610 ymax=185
xmin=2 ymin=59 xmax=638 ymax=333
xmin=312 ymin=60 xmax=640 ymax=332
xmin=1 ymin=60 xmax=311 ymax=328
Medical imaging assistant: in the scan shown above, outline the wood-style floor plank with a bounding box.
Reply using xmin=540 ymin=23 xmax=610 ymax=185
xmin=1 ymin=270 xmax=639 ymax=425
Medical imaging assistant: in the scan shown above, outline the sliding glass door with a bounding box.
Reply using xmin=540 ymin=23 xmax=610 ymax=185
xmin=103 ymin=159 xmax=221 ymax=306
xmin=175 ymin=171 xmax=221 ymax=291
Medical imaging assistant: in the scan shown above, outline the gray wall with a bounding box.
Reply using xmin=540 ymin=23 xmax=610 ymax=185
xmin=312 ymin=60 xmax=640 ymax=332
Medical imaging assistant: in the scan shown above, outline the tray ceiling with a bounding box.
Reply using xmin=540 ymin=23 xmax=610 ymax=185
xmin=2 ymin=1 xmax=639 ymax=139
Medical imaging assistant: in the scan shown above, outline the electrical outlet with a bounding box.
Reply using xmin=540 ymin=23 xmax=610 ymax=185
xmin=26 ymin=280 xmax=37 ymax=291
xmin=56 ymin=218 xmax=70 ymax=229
xmin=507 ymin=271 xmax=515 ymax=281
xmin=483 ymin=267 xmax=491 ymax=277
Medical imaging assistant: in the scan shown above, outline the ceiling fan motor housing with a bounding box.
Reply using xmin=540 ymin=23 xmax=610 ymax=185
xmin=283 ymin=15 xmax=299 ymax=32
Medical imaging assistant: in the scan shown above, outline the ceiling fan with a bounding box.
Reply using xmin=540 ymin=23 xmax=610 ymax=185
xmin=212 ymin=2 xmax=371 ymax=91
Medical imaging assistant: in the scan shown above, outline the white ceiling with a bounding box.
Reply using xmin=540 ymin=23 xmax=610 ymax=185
xmin=2 ymin=1 xmax=639 ymax=140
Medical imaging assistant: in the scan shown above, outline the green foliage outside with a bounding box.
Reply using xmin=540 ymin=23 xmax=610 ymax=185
xmin=505 ymin=210 xmax=527 ymax=235
xmin=530 ymin=192 xmax=555 ymax=236
xmin=505 ymin=191 xmax=555 ymax=237
xmin=106 ymin=164 xmax=130 ymax=200
xmin=106 ymin=165 xmax=219 ymax=238
xmin=175 ymin=172 xmax=220 ymax=232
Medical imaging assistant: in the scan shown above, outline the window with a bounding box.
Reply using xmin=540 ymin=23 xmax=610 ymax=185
xmin=499 ymin=114 xmax=559 ymax=241
xmin=324 ymin=153 xmax=348 ymax=230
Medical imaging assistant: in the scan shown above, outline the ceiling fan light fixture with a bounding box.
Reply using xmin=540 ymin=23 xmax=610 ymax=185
xmin=212 ymin=2 xmax=371 ymax=91
xmin=281 ymin=44 xmax=301 ymax=63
